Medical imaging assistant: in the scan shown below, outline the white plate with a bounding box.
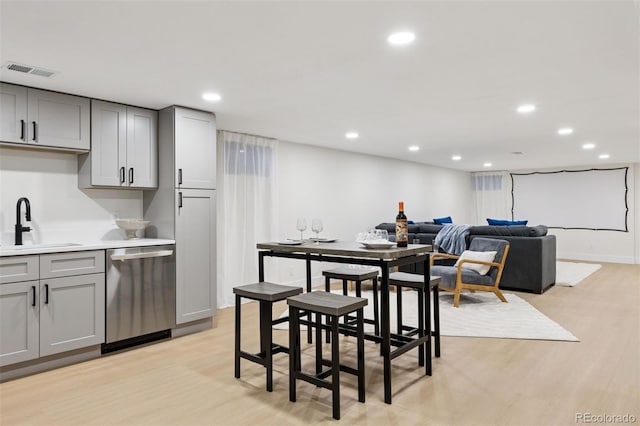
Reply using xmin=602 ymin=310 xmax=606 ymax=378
xmin=277 ymin=240 xmax=303 ymax=245
xmin=315 ymin=238 xmax=337 ymax=243
xmin=360 ymin=241 xmax=396 ymax=249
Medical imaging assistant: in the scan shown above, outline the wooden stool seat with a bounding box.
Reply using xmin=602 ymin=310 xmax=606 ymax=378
xmin=287 ymin=291 xmax=367 ymax=420
xmin=234 ymin=282 xmax=303 ymax=392
xmin=388 ymin=272 xmax=442 ymax=362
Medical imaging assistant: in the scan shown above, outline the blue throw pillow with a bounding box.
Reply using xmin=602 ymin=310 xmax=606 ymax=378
xmin=433 ymin=216 xmax=453 ymax=225
xmin=487 ymin=218 xmax=528 ymax=226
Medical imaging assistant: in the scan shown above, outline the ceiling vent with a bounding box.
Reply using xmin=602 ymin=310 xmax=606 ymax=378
xmin=3 ymin=62 xmax=56 ymax=78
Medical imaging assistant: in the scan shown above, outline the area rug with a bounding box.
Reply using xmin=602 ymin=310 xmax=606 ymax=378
xmin=275 ymin=290 xmax=579 ymax=342
xmin=556 ymin=261 xmax=602 ymax=287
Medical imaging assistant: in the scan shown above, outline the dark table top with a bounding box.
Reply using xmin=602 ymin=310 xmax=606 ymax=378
xmin=257 ymin=240 xmax=432 ymax=260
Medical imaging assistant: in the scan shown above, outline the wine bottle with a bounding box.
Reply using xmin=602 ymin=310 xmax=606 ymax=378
xmin=395 ymin=201 xmax=408 ymax=247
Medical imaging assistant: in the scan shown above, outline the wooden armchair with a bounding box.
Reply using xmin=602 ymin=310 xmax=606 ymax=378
xmin=430 ymin=238 xmax=510 ymax=307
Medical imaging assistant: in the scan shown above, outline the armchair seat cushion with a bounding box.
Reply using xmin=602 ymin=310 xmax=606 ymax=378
xmin=430 ymin=265 xmax=495 ymax=287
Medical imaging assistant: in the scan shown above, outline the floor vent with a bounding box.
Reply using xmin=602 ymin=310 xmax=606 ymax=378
xmin=3 ymin=62 xmax=57 ymax=78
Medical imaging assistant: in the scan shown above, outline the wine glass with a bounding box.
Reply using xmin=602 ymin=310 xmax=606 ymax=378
xmin=296 ymin=218 xmax=307 ymax=242
xmin=311 ymin=219 xmax=323 ymax=244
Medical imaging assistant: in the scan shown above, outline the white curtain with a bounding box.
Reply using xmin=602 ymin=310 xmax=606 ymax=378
xmin=217 ymin=130 xmax=279 ymax=308
xmin=471 ymin=171 xmax=511 ymax=225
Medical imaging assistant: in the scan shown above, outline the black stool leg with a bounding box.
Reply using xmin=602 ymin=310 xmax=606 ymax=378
xmin=331 ymin=315 xmax=340 ymax=420
xmin=357 ymin=308 xmax=365 ymax=403
xmin=425 ymin=283 xmax=432 ymax=376
xmin=433 ymin=284 xmax=441 ymax=357
xmin=417 ymin=288 xmax=425 ymax=367
xmin=325 ymin=275 xmax=331 ymax=344
xmin=315 ymin=312 xmax=322 ymax=375
xmin=372 ymin=277 xmax=380 ymax=336
xmin=396 ymin=286 xmax=403 ymax=335
xmin=342 ymin=279 xmax=349 ymax=326
xmin=289 ymin=306 xmax=300 ymax=403
xmin=259 ymin=300 xmax=273 ymax=391
xmin=235 ymin=294 xmax=241 ymax=379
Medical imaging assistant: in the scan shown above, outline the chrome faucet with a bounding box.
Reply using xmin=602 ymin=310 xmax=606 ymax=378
xmin=15 ymin=197 xmax=31 ymax=245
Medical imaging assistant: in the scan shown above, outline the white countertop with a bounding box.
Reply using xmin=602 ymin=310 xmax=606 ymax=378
xmin=0 ymin=238 xmax=176 ymax=257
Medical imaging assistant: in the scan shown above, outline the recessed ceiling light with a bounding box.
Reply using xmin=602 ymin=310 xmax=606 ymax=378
xmin=388 ymin=31 xmax=415 ymax=45
xmin=582 ymin=143 xmax=596 ymax=150
xmin=451 ymin=155 xmax=462 ymax=161
xmin=598 ymin=154 xmax=610 ymax=159
xmin=202 ymin=92 xmax=222 ymax=102
xmin=408 ymin=145 xmax=420 ymax=152
xmin=483 ymin=162 xmax=492 ymax=167
xmin=345 ymin=132 xmax=359 ymax=139
xmin=557 ymin=128 xmax=574 ymax=135
xmin=516 ymin=104 xmax=536 ymax=114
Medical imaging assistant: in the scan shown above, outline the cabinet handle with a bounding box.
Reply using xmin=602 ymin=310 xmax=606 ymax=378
xmin=20 ymin=119 xmax=25 ymax=141
xmin=32 ymin=286 xmax=36 ymax=307
xmin=120 ymin=167 xmax=125 ymax=183
xmin=129 ymin=168 xmax=134 ymax=184
xmin=178 ymin=169 xmax=183 ymax=185
xmin=178 ymin=192 xmax=183 ymax=208
xmin=44 ymin=284 xmax=49 ymax=304
xmin=32 ymin=121 xmax=37 ymax=141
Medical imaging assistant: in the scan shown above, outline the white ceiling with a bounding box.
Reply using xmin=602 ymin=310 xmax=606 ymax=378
xmin=1 ymin=0 xmax=638 ymax=172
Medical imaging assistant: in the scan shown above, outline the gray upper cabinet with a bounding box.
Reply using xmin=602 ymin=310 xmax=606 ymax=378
xmin=0 ymin=82 xmax=90 ymax=151
xmin=78 ymin=100 xmax=157 ymax=189
xmin=174 ymin=107 xmax=216 ymax=189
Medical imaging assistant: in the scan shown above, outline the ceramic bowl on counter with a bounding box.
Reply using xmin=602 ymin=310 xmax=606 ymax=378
xmin=115 ymin=219 xmax=151 ymax=239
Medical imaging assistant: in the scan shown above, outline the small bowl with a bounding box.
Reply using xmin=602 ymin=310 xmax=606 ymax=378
xmin=116 ymin=219 xmax=151 ymax=239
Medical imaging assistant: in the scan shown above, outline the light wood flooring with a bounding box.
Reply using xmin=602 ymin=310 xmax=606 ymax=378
xmin=0 ymin=262 xmax=638 ymax=425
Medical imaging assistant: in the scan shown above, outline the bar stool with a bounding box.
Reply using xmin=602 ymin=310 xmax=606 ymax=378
xmin=287 ymin=291 xmax=367 ymax=420
xmin=388 ymin=272 xmax=442 ymax=368
xmin=234 ymin=282 xmax=303 ymax=392
xmin=323 ymin=266 xmax=380 ymax=337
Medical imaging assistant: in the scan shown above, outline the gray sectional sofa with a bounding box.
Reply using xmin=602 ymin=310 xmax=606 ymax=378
xmin=375 ymin=222 xmax=556 ymax=294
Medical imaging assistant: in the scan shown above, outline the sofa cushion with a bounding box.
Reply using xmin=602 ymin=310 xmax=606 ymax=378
xmin=434 ymin=216 xmax=453 ymax=225
xmin=487 ymin=218 xmax=528 ymax=226
xmin=454 ymin=250 xmax=497 ymax=275
xmin=469 ymin=225 xmax=531 ymax=237
xmin=416 ymin=223 xmax=444 ymax=233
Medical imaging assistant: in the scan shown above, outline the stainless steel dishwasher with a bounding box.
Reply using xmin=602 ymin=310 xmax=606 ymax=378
xmin=103 ymin=245 xmax=176 ymax=352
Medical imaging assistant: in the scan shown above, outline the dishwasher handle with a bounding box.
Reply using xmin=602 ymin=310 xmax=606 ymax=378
xmin=110 ymin=250 xmax=174 ymax=261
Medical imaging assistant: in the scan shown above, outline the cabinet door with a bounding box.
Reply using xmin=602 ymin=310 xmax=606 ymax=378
xmin=174 ymin=108 xmax=216 ymax=189
xmin=0 ymin=83 xmax=28 ymax=144
xmin=39 ymin=273 xmax=105 ymax=356
xmin=27 ymin=88 xmax=90 ymax=150
xmin=175 ymin=189 xmax=216 ymax=324
xmin=0 ymin=281 xmax=39 ymax=366
xmin=126 ymin=106 xmax=158 ymax=188
xmin=90 ymin=100 xmax=127 ymax=186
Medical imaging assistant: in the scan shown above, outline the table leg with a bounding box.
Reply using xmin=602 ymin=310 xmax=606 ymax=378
xmin=424 ymin=257 xmax=432 ymax=376
xmin=380 ymin=265 xmax=392 ymax=404
xmin=306 ymin=255 xmax=312 ymax=344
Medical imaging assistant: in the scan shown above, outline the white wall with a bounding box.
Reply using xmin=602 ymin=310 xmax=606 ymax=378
xmin=508 ymin=163 xmax=638 ymax=264
xmin=0 ymin=147 xmax=142 ymax=245
xmin=269 ymin=141 xmax=473 ymax=285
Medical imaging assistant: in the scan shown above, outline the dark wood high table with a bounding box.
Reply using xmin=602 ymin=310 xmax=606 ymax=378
xmin=256 ymin=240 xmax=433 ymax=404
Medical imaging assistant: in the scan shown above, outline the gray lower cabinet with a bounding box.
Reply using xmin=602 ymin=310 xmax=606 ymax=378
xmin=39 ymin=274 xmax=105 ymax=357
xmin=0 ymin=251 xmax=105 ymax=367
xmin=175 ymin=188 xmax=216 ymax=324
xmin=0 ymin=280 xmax=39 ymax=366
xmin=0 ymin=82 xmax=90 ymax=151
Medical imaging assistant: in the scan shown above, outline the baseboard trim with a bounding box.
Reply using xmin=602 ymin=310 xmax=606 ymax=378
xmin=557 ymin=253 xmax=636 ymax=264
